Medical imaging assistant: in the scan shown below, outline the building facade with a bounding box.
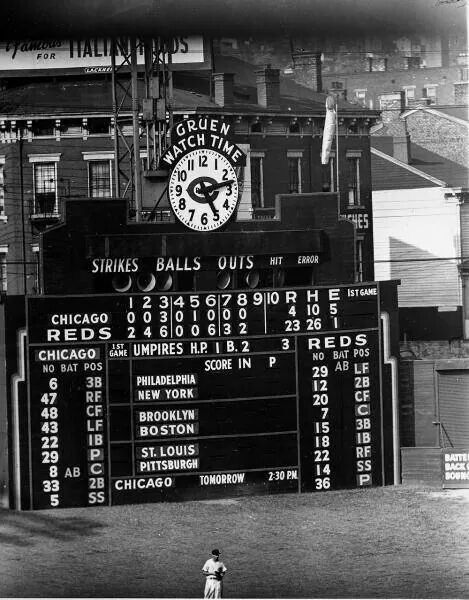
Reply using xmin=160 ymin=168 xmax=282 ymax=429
xmin=215 ymin=33 xmax=468 ymax=108
xmin=370 ymin=97 xmax=469 ymax=485
xmin=0 ymin=55 xmax=380 ymax=296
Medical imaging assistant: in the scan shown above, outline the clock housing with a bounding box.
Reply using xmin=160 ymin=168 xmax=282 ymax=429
xmin=168 ymin=148 xmax=240 ymax=232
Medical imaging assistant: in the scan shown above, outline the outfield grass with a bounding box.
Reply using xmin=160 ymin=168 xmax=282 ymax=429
xmin=0 ymin=485 xmax=468 ymax=598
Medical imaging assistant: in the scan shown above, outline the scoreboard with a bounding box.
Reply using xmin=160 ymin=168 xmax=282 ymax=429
xmin=11 ymin=281 xmax=398 ymax=509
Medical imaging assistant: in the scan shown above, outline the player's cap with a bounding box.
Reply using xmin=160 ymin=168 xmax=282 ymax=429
xmin=211 ymin=549 xmax=220 ymax=556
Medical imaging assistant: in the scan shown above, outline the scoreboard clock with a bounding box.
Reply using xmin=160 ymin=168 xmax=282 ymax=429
xmin=168 ymin=148 xmax=240 ymax=232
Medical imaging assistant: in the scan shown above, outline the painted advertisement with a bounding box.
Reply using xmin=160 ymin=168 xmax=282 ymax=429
xmin=0 ymin=37 xmax=207 ymax=75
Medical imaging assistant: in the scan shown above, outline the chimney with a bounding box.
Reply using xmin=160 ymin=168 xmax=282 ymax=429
xmin=378 ymin=91 xmax=406 ymax=124
xmin=440 ymin=34 xmax=450 ymax=69
xmin=255 ymin=66 xmax=280 ymax=108
xmin=454 ymin=81 xmax=469 ymax=105
xmin=378 ymin=91 xmax=410 ymax=163
xmin=213 ymin=72 xmax=235 ymax=107
xmin=393 ymin=134 xmax=411 ymax=164
xmin=454 ymin=68 xmax=469 ymax=104
xmin=292 ymin=51 xmax=322 ymax=92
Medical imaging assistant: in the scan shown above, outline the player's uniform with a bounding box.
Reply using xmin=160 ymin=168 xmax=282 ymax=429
xmin=202 ymin=557 xmax=227 ymax=599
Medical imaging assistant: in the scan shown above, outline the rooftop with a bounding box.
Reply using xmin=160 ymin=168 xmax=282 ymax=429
xmin=0 ymin=55 xmax=379 ymax=118
xmin=400 ymin=104 xmax=469 ymax=126
xmin=371 ymin=136 xmax=469 ymax=190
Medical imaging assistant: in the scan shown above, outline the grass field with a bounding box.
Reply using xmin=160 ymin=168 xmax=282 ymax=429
xmin=0 ymin=485 xmax=468 ymax=598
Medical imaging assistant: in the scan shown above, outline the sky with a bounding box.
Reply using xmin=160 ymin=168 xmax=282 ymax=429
xmin=1 ymin=0 xmax=467 ymax=38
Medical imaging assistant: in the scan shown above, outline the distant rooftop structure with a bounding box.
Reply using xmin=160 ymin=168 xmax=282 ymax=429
xmin=371 ymin=137 xmax=469 ymax=190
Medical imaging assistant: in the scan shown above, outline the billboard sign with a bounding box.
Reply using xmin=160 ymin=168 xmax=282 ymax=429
xmin=0 ymin=36 xmax=207 ymax=76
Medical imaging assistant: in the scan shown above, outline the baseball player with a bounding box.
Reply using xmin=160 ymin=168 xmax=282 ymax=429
xmin=202 ymin=549 xmax=227 ymax=599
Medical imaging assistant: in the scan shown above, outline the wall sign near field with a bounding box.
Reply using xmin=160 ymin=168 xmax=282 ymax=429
xmin=442 ymin=450 xmax=469 ymax=488
xmin=10 ymin=280 xmax=398 ymax=509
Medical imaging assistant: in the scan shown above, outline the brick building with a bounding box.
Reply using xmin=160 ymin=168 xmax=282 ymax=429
xmin=372 ymin=90 xmax=468 ymax=171
xmin=397 ymin=105 xmax=467 ymax=168
xmin=215 ymin=33 xmax=468 ymax=108
xmin=0 ymin=53 xmax=380 ymax=296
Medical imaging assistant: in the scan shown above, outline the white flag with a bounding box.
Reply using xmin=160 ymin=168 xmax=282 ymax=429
xmin=321 ymin=95 xmax=336 ymax=165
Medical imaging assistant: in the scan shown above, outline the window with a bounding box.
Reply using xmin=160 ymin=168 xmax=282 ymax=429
xmin=88 ymin=118 xmax=110 ymax=135
xmin=354 ymin=89 xmax=367 ymax=106
xmin=32 ymin=120 xmax=55 ymax=137
xmin=356 ymin=238 xmax=364 ymax=283
xmin=403 ymin=86 xmax=416 ymax=104
xmin=250 ymin=122 xmax=262 ymax=133
xmin=368 ymin=57 xmax=388 ymax=72
xmin=33 ymin=162 xmax=58 ymax=214
xmin=88 ymin=161 xmax=112 ymax=197
xmin=29 ymin=154 xmax=61 ymax=215
xmin=83 ymin=152 xmax=114 ymax=197
xmin=31 ymin=244 xmax=40 ymax=294
xmin=405 ymin=56 xmax=421 ymax=70
xmin=0 ymin=247 xmax=7 ymax=292
xmin=61 ymin=119 xmax=82 ymax=136
xmin=250 ymin=152 xmax=265 ymax=208
xmin=287 ymin=151 xmax=302 ymax=193
xmin=0 ymin=156 xmax=5 ymax=217
xmin=321 ymin=153 xmax=335 ymax=192
xmin=289 ymin=122 xmax=301 ymax=134
xmin=423 ymin=85 xmax=438 ymax=104
xmin=346 ymin=153 xmax=361 ymax=206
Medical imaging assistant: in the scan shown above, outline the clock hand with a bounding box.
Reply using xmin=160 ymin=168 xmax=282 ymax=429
xmin=197 ymin=181 xmax=218 ymax=216
xmin=203 ymin=179 xmax=235 ymax=194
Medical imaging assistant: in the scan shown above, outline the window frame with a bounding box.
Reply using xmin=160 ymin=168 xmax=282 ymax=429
xmin=83 ymin=151 xmax=115 ymax=198
xmin=346 ymin=150 xmax=362 ymax=207
xmin=355 ymin=237 xmax=365 ymax=283
xmin=250 ymin=151 xmax=265 ymax=209
xmin=403 ymin=86 xmax=416 ymax=103
xmin=29 ymin=154 xmax=61 ymax=216
xmin=423 ymin=84 xmax=438 ymax=104
xmin=319 ymin=150 xmax=336 ymax=193
xmin=0 ymin=245 xmax=8 ymax=293
xmin=287 ymin=150 xmax=303 ymax=194
xmin=0 ymin=155 xmax=5 ymax=220
xmin=87 ymin=160 xmax=113 ymax=198
xmin=354 ymin=89 xmax=367 ymax=104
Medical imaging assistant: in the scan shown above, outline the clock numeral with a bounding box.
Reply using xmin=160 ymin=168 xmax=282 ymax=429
xmin=187 ymin=159 xmax=195 ymax=171
xmin=213 ymin=209 xmax=220 ymax=222
xmin=223 ymin=199 xmax=230 ymax=210
xmin=188 ymin=209 xmax=195 ymax=222
xmin=179 ymin=198 xmax=186 ymax=210
xmin=214 ymin=158 xmax=218 ymax=170
xmin=222 ymin=168 xmax=229 ymax=181
xmin=175 ymin=184 xmax=183 ymax=196
xmin=177 ymin=170 xmax=187 ymax=182
xmin=226 ymin=184 xmax=233 ymax=196
xmin=201 ymin=212 xmax=208 ymax=226
xmin=199 ymin=155 xmax=208 ymax=167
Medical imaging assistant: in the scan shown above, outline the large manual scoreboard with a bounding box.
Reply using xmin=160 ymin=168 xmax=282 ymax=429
xmin=10 ymin=280 xmax=399 ymax=509
xmin=5 ymin=197 xmax=399 ymax=509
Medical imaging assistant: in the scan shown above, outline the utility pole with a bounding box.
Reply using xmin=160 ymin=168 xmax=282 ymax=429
xmin=111 ymin=37 xmax=172 ymax=221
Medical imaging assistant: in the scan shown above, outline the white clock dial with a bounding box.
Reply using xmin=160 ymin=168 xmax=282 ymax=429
xmin=168 ymin=148 xmax=239 ymax=232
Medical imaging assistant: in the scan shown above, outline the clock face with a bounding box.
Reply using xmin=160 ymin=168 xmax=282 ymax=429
xmin=168 ymin=148 xmax=239 ymax=232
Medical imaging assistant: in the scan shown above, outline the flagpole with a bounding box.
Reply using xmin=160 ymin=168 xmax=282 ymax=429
xmin=335 ymin=96 xmax=340 ymax=220
xmin=321 ymin=94 xmax=340 ymax=220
